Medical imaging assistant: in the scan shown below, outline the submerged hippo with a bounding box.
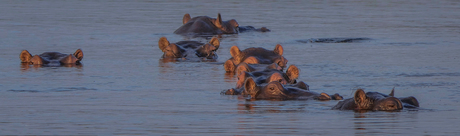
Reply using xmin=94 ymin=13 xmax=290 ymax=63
xmin=224 ymin=44 xmax=288 ymax=73
xmin=223 ymin=65 xmax=301 ymax=95
xmin=20 ymin=49 xmax=83 ymax=66
xmin=158 ymin=37 xmax=220 ymax=59
xmin=241 ymin=77 xmax=342 ymax=100
xmin=332 ymin=88 xmax=419 ymax=111
xmin=174 ymin=13 xmax=239 ymax=35
xmin=238 ymin=26 xmax=270 ymax=33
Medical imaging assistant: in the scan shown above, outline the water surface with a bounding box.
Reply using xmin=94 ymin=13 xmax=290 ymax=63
xmin=1 ymin=0 xmax=459 ymax=135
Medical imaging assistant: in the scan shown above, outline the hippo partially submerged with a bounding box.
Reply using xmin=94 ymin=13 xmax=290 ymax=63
xmin=242 ymin=77 xmax=342 ymax=100
xmin=223 ymin=65 xmax=301 ymax=95
xmin=332 ymin=88 xmax=419 ymax=111
xmin=174 ymin=13 xmax=270 ymax=36
xmin=158 ymin=37 xmax=220 ymax=59
xmin=238 ymin=26 xmax=270 ymax=33
xmin=174 ymin=13 xmax=239 ymax=36
xmin=20 ymin=49 xmax=83 ymax=66
xmin=224 ymin=45 xmax=288 ymax=73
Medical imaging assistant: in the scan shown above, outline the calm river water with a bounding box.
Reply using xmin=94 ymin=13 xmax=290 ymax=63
xmin=1 ymin=0 xmax=459 ymax=135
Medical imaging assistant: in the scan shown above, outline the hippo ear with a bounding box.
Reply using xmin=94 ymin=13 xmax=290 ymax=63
xmin=20 ymin=50 xmax=33 ymax=63
xmin=244 ymin=77 xmax=259 ymax=97
xmin=214 ymin=13 xmax=223 ymax=28
xmin=294 ymin=81 xmax=309 ymax=90
xmin=389 ymin=87 xmax=395 ymax=97
xmin=73 ymin=49 xmax=83 ymax=61
xmin=286 ymin=65 xmax=299 ymax=83
xmin=354 ymin=89 xmax=367 ymax=105
xmin=224 ymin=60 xmax=236 ymax=73
xmin=158 ymin=37 xmax=170 ymax=52
xmin=209 ymin=37 xmax=220 ymax=50
xmin=229 ymin=19 xmax=239 ymax=28
xmin=274 ymin=44 xmax=283 ymax=55
xmin=229 ymin=46 xmax=241 ymax=58
xmin=183 ymin=13 xmax=191 ymax=24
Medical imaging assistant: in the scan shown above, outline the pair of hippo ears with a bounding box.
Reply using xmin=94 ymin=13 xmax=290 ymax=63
xmin=229 ymin=44 xmax=284 ymax=58
xmin=158 ymin=37 xmax=220 ymax=52
xmin=19 ymin=49 xmax=83 ymax=63
xmin=182 ymin=13 xmax=233 ymax=29
xmin=182 ymin=13 xmax=222 ymax=25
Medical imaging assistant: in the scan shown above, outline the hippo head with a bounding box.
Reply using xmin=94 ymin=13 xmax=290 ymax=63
xmin=242 ymin=78 xmax=309 ymax=100
xmin=234 ymin=65 xmax=299 ymax=89
xmin=226 ymin=44 xmax=288 ymax=72
xmin=353 ymin=89 xmax=403 ymax=111
xmin=20 ymin=49 xmax=83 ymax=65
xmin=194 ymin=37 xmax=220 ymax=59
xmin=158 ymin=37 xmax=187 ymax=58
xmin=182 ymin=13 xmax=239 ymax=34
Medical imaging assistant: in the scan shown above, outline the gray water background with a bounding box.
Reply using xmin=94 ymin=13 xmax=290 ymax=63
xmin=1 ymin=0 xmax=459 ymax=135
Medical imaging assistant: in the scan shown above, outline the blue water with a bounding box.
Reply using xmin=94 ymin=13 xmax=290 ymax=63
xmin=1 ymin=0 xmax=459 ymax=135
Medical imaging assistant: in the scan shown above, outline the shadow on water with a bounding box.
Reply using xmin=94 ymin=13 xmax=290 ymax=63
xmin=8 ymin=87 xmax=97 ymax=93
xmin=237 ymin=102 xmax=308 ymax=114
xmin=296 ymin=38 xmax=372 ymax=43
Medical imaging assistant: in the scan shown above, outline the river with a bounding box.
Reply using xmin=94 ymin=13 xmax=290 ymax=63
xmin=0 ymin=0 xmax=459 ymax=135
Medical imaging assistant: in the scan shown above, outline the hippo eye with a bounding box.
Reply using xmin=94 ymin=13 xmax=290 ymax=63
xmin=278 ymin=79 xmax=283 ymax=83
xmin=270 ymin=87 xmax=274 ymax=90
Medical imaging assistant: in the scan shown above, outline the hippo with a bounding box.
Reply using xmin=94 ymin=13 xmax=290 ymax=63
xmin=241 ymin=77 xmax=342 ymax=100
xmin=20 ymin=49 xmax=83 ymax=66
xmin=332 ymin=88 xmax=419 ymax=111
xmin=158 ymin=37 xmax=220 ymax=59
xmin=223 ymin=65 xmax=301 ymax=95
xmin=238 ymin=26 xmax=270 ymax=33
xmin=224 ymin=44 xmax=288 ymax=73
xmin=174 ymin=13 xmax=239 ymax=36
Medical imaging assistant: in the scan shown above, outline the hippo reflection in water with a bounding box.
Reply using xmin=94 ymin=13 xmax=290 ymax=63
xmin=332 ymin=88 xmax=419 ymax=111
xmin=20 ymin=49 xmax=83 ymax=66
xmin=242 ymin=77 xmax=342 ymax=100
xmin=224 ymin=45 xmax=288 ymax=73
xmin=158 ymin=37 xmax=220 ymax=59
xmin=174 ymin=13 xmax=270 ymax=36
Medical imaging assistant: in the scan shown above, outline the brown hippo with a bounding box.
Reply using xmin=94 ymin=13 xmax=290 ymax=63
xmin=20 ymin=49 xmax=83 ymax=66
xmin=332 ymin=88 xmax=419 ymax=111
xmin=241 ymin=77 xmax=342 ymax=100
xmin=158 ymin=37 xmax=219 ymax=59
xmin=223 ymin=65 xmax=301 ymax=95
xmin=224 ymin=44 xmax=288 ymax=73
xmin=174 ymin=13 xmax=239 ymax=35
